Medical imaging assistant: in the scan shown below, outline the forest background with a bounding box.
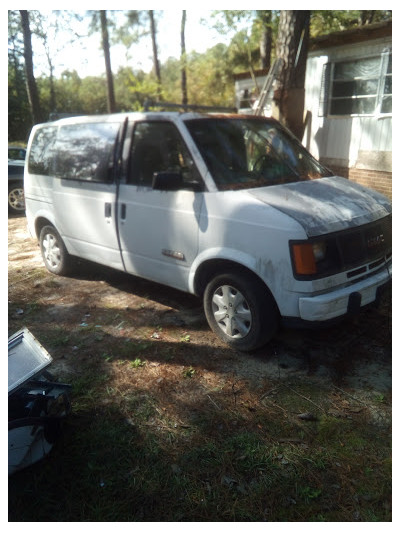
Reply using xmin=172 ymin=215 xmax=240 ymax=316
xmin=8 ymin=9 xmax=392 ymax=143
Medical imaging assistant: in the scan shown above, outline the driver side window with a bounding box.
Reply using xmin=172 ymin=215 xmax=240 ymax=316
xmin=128 ymin=121 xmax=202 ymax=188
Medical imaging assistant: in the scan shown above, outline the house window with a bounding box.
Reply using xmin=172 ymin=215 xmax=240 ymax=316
xmin=327 ymin=51 xmax=392 ymax=116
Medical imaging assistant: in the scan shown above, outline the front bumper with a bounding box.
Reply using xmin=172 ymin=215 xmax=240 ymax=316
xmin=298 ymin=263 xmax=391 ymax=322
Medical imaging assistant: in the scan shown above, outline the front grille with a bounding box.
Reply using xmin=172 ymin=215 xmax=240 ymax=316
xmin=291 ymin=215 xmax=391 ymax=281
xmin=337 ymin=215 xmax=392 ymax=270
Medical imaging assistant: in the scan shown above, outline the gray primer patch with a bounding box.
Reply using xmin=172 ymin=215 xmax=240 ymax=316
xmin=249 ymin=176 xmax=391 ymax=237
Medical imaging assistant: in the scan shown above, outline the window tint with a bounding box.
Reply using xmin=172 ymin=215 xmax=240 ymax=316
xmin=8 ymin=148 xmax=26 ymax=161
xmin=28 ymin=126 xmax=57 ymax=175
xmin=128 ymin=122 xmax=202 ymax=188
xmin=53 ymin=122 xmax=120 ymax=182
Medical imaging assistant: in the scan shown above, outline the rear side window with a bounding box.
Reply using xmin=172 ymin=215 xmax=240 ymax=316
xmin=28 ymin=126 xmax=57 ymax=175
xmin=53 ymin=122 xmax=120 ymax=182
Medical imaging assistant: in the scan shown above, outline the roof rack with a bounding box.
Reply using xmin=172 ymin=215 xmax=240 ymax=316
xmin=48 ymin=112 xmax=83 ymax=121
xmin=143 ymin=99 xmax=237 ymax=113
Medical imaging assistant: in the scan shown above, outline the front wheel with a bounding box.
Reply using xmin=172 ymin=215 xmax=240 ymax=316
xmin=39 ymin=225 xmax=72 ymax=276
xmin=203 ymin=270 xmax=279 ymax=352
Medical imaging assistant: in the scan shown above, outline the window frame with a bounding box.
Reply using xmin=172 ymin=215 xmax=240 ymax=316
xmin=126 ymin=120 xmax=204 ymax=190
xmin=326 ymin=49 xmax=392 ymax=118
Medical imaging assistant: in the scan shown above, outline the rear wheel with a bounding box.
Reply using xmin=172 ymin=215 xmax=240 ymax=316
xmin=39 ymin=225 xmax=72 ymax=276
xmin=8 ymin=183 xmax=25 ymax=214
xmin=203 ymin=270 xmax=279 ymax=352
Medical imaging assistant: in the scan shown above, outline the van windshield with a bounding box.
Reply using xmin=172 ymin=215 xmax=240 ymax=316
xmin=185 ymin=118 xmax=332 ymax=191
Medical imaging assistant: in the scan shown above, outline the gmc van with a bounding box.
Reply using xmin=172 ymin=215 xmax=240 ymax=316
xmin=24 ymin=112 xmax=392 ymax=351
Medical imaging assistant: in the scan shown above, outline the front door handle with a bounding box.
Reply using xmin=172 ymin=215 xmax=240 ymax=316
xmin=104 ymin=202 xmax=112 ymax=218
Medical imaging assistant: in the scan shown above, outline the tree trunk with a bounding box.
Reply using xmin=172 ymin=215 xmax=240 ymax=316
xmin=100 ymin=10 xmax=116 ymax=113
xmin=149 ymin=10 xmax=162 ymax=100
xmin=260 ymin=26 xmax=272 ymax=71
xmin=360 ymin=11 xmax=376 ymax=25
xmin=44 ymin=49 xmax=56 ymax=112
xmin=19 ymin=10 xmax=43 ymax=125
xmin=273 ymin=10 xmax=310 ymax=140
xmin=49 ymin=64 xmax=56 ymax=113
xmin=259 ymin=11 xmax=272 ymax=71
xmin=180 ymin=10 xmax=188 ymax=107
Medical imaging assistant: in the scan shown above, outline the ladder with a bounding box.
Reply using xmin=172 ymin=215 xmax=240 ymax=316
xmin=253 ymin=58 xmax=284 ymax=116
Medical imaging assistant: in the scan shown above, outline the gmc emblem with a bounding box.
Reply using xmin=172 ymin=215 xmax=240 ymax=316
xmin=367 ymin=233 xmax=385 ymax=248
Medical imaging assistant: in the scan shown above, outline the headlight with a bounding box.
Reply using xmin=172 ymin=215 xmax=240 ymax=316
xmin=312 ymin=241 xmax=327 ymax=262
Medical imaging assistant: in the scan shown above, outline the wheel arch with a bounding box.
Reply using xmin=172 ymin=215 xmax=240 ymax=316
xmin=192 ymin=256 xmax=280 ymax=315
xmin=34 ymin=216 xmax=57 ymax=240
xmin=201 ymin=260 xmax=281 ymax=351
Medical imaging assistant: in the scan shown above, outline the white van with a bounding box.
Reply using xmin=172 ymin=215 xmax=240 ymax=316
xmin=24 ymin=112 xmax=392 ymax=351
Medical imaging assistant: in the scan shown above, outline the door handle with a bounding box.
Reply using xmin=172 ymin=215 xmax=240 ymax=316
xmin=104 ymin=202 xmax=112 ymax=218
xmin=120 ymin=203 xmax=126 ymax=220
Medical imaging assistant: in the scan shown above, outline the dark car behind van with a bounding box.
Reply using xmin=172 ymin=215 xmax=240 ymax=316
xmin=8 ymin=146 xmax=26 ymax=214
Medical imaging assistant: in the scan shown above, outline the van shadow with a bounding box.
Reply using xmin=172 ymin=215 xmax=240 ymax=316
xmin=70 ymin=257 xmax=201 ymax=312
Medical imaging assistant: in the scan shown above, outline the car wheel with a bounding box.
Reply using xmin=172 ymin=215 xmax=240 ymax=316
xmin=203 ymin=270 xmax=279 ymax=352
xmin=8 ymin=183 xmax=25 ymax=214
xmin=39 ymin=225 xmax=72 ymax=276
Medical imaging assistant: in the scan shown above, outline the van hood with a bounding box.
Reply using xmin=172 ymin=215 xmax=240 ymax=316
xmin=248 ymin=176 xmax=391 ymax=237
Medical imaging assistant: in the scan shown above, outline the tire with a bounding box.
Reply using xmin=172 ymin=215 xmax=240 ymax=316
xmin=8 ymin=183 xmax=25 ymax=214
xmin=39 ymin=225 xmax=72 ymax=276
xmin=203 ymin=270 xmax=279 ymax=352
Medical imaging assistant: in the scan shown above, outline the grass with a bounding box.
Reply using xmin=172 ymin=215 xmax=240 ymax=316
xmin=8 ymin=307 xmax=392 ymax=521
xmin=9 ymin=364 xmax=392 ymax=521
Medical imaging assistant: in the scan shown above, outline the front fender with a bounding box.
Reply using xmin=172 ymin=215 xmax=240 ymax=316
xmin=188 ymin=247 xmax=259 ymax=294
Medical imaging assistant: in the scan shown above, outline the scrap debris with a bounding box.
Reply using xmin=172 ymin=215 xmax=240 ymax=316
xmin=8 ymin=328 xmax=71 ymax=475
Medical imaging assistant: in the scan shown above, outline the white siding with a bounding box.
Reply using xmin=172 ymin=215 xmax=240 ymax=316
xmin=304 ymin=37 xmax=392 ymax=168
xmin=235 ymin=76 xmax=267 ymax=111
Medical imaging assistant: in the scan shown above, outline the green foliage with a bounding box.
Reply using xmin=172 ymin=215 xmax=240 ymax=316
xmin=298 ymin=485 xmax=322 ymax=503
xmin=211 ymin=10 xmax=280 ymax=72
xmin=188 ymin=45 xmax=235 ymax=106
xmin=8 ymin=9 xmax=392 ymax=142
xmin=183 ymin=366 xmax=195 ymax=378
xmin=310 ymin=10 xmax=392 ymax=37
xmin=129 ymin=358 xmax=146 ymax=368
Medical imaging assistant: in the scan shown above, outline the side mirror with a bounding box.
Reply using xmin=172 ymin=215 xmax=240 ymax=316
xmin=152 ymin=171 xmax=184 ymax=191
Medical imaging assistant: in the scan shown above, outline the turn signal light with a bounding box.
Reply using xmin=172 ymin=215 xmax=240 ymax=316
xmin=292 ymin=243 xmax=317 ymax=275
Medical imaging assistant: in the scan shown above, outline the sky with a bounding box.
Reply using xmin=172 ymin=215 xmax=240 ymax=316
xmin=27 ymin=8 xmax=247 ymax=78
